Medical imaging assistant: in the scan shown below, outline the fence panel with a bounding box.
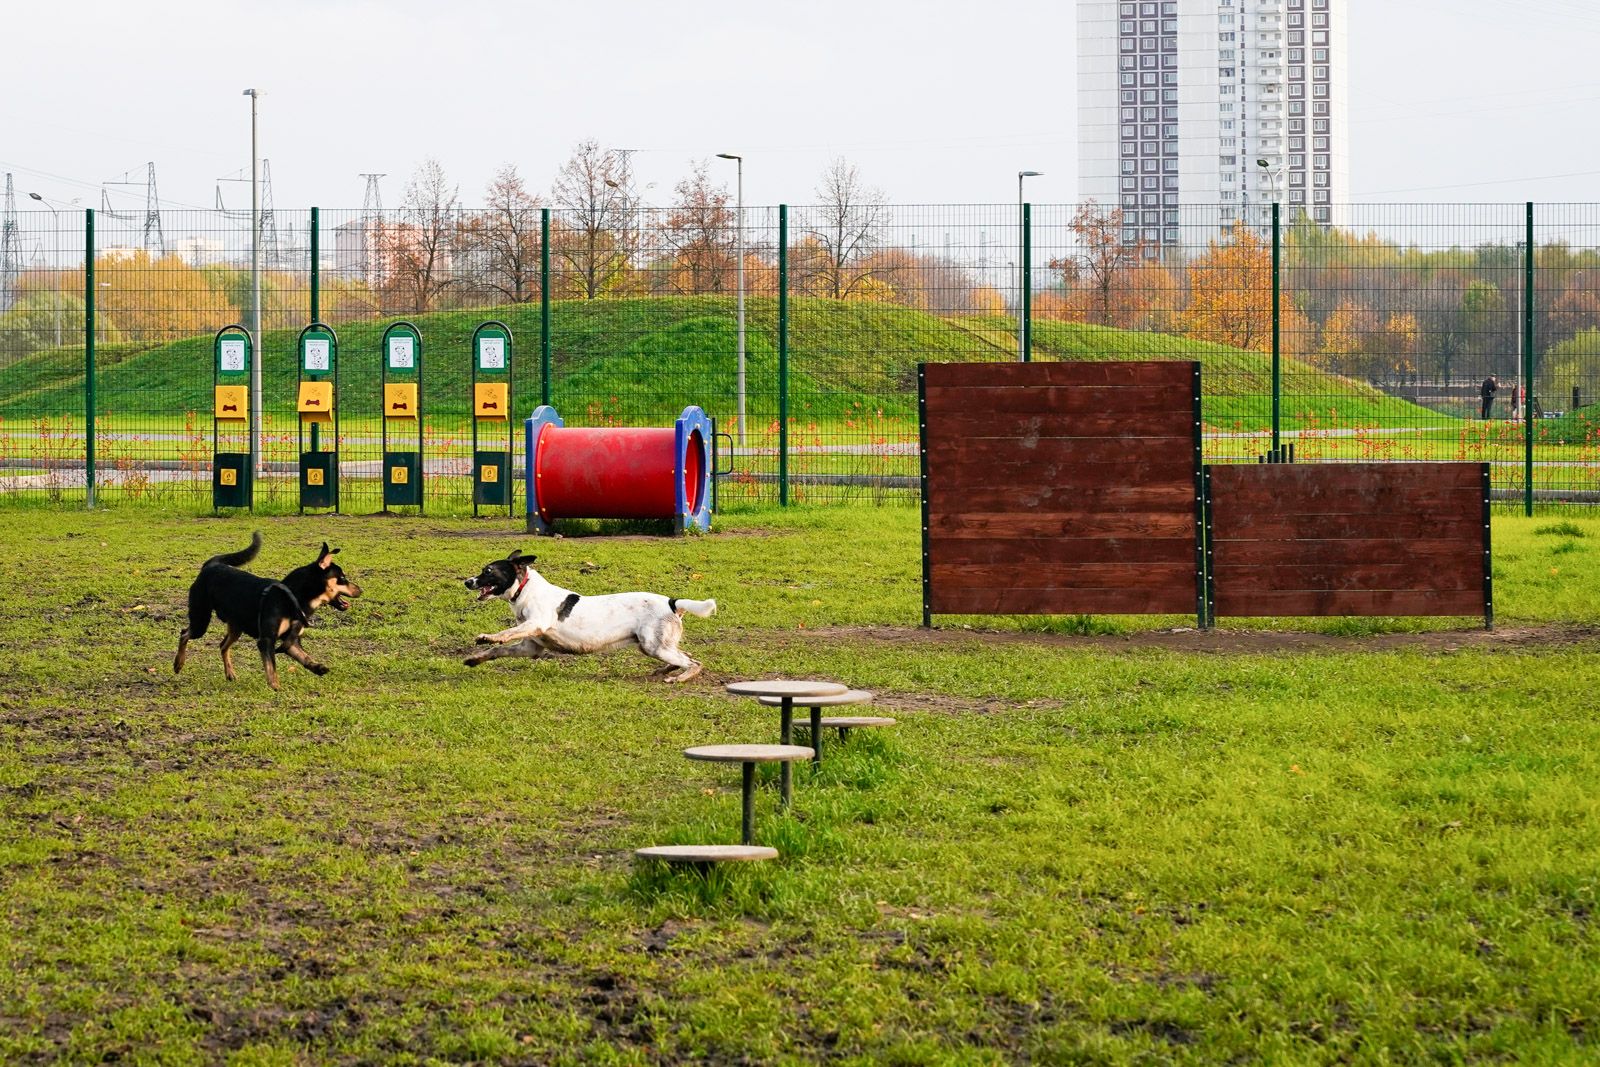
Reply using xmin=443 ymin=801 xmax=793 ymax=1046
xmin=4 ymin=201 xmax=1600 ymax=512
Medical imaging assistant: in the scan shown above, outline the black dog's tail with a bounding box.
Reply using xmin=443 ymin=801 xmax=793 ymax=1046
xmin=205 ymin=531 xmax=263 ymax=570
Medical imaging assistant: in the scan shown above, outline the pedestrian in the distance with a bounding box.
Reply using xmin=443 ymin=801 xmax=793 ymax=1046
xmin=1480 ymin=375 xmax=1498 ymax=419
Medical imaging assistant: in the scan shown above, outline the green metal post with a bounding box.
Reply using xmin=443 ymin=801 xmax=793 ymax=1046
xmin=1524 ymin=202 xmax=1534 ymax=516
xmin=1272 ymin=202 xmax=1281 ymax=453
xmin=778 ymin=204 xmax=789 ymax=507
xmin=309 ymin=206 xmax=320 ymax=324
xmin=1021 ymin=202 xmax=1033 ymax=362
xmin=540 ymin=208 xmax=551 ymax=407
xmin=84 ymin=209 xmax=96 ymax=509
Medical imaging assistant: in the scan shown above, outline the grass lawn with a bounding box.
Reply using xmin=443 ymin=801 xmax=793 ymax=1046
xmin=3 ymin=505 xmax=1599 ymax=1063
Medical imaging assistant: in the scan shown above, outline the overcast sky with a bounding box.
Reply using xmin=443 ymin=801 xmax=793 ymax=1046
xmin=5 ymin=0 xmax=1600 ymax=215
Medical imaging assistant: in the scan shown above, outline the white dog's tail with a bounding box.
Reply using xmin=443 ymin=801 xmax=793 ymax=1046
xmin=670 ymin=597 xmax=717 ymax=618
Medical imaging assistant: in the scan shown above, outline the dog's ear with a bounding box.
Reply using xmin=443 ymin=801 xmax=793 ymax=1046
xmin=507 ymin=549 xmax=535 ymax=571
xmin=316 ymin=542 xmax=339 ymax=569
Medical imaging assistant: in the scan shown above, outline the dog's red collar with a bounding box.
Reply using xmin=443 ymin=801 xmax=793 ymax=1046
xmin=511 ymin=572 xmax=530 ymax=602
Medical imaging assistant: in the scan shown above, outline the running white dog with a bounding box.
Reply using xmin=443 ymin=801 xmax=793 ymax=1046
xmin=462 ymin=549 xmax=716 ymax=682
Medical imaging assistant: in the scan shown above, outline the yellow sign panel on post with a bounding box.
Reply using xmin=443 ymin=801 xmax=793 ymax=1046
xmin=215 ymin=385 xmax=249 ymax=421
xmin=298 ymin=381 xmax=335 ymax=421
xmin=475 ymin=382 xmax=509 ymax=419
xmin=384 ymin=383 xmax=419 ymax=418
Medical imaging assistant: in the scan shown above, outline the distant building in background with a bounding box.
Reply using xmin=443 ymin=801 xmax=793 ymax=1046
xmin=172 ymin=237 xmax=226 ymax=267
xmin=332 ymin=219 xmax=450 ymax=287
xmin=1077 ymin=0 xmax=1349 ymax=249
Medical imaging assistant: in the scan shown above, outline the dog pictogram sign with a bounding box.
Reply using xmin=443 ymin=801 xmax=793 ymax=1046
xmin=307 ymin=468 xmax=324 ymax=486
xmin=384 ymin=383 xmax=419 ymax=417
xmin=215 ymin=386 xmax=249 ymax=420
xmin=219 ymin=468 xmax=237 ymax=486
xmin=391 ymin=466 xmax=409 ymax=484
xmin=481 ymin=464 xmax=498 ymax=483
xmin=474 ymin=383 xmax=509 ymax=419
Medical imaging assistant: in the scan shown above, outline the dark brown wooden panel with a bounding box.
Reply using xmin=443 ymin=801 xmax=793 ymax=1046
xmin=929 ymin=536 xmax=1198 ymax=566
xmin=1209 ymin=510 xmax=1482 ymax=542
xmin=1210 ymin=588 xmax=1487 ymax=618
xmin=925 ymin=385 xmax=1193 ymax=417
xmin=931 ymin=562 xmax=1198 ymax=591
xmin=925 ymin=360 xmax=1197 ymax=389
xmin=930 ymin=585 xmax=1202 ymax=616
xmin=1205 ymin=462 xmax=1488 ymax=621
xmin=1211 ymin=537 xmax=1478 ymax=567
xmin=944 ymin=483 xmax=1197 ymax=514
xmin=927 ymin=435 xmax=1196 ymax=472
xmin=1211 ymin=562 xmax=1482 ymax=593
xmin=924 ymin=408 xmax=1195 ymax=440
xmin=921 ymin=361 xmax=1201 ymax=623
xmin=931 ymin=511 xmax=1198 ymax=540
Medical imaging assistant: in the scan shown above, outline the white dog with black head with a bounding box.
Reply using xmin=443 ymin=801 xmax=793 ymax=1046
xmin=463 ymin=549 xmax=716 ymax=682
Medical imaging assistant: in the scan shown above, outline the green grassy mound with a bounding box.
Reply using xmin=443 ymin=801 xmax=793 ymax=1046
xmin=0 ymin=297 xmax=1443 ymax=432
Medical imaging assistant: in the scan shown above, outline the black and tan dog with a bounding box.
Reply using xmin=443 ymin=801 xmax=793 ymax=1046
xmin=173 ymin=533 xmax=362 ymax=690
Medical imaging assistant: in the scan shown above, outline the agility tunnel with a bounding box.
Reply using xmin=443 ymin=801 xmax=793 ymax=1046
xmin=523 ymin=405 xmax=713 ymax=535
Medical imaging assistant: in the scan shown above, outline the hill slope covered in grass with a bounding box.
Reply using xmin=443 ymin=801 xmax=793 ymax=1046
xmin=0 ymin=297 xmax=1439 ymax=431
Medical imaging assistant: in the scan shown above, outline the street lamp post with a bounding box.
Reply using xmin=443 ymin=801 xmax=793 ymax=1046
xmin=26 ymin=192 xmax=62 ymax=347
xmin=1017 ymin=171 xmax=1042 ymax=362
xmin=243 ymin=88 xmax=262 ymax=478
xmin=716 ymin=153 xmax=746 ymax=445
xmin=1255 ymin=158 xmax=1282 ymax=226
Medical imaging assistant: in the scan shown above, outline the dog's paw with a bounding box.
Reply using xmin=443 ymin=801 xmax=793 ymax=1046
xmin=476 ymin=633 xmax=497 ymax=645
xmin=309 ymin=663 xmax=330 ymax=676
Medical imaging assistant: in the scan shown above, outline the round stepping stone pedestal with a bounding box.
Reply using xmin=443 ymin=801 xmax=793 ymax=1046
xmin=726 ymin=680 xmax=850 ymax=804
xmin=817 ymin=715 xmax=897 ymax=742
xmin=757 ymin=689 xmax=875 ymax=765
xmin=635 ymin=844 xmax=778 ymax=864
xmin=684 ymin=743 xmax=815 ymax=844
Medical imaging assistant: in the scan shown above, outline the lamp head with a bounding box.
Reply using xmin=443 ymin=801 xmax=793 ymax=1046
xmin=716 ymin=153 xmax=741 ymax=161
xmin=28 ymin=192 xmax=43 ymax=202
xmin=1256 ymin=159 xmax=1268 ymax=168
xmin=242 ymin=88 xmax=257 ymax=98
xmin=1019 ymin=170 xmax=1043 ymax=178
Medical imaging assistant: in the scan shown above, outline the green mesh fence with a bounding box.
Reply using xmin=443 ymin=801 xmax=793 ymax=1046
xmin=2 ymin=202 xmax=1598 ymax=512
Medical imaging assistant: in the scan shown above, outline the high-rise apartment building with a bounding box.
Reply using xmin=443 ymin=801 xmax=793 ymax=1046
xmin=1077 ymin=0 xmax=1349 ymax=248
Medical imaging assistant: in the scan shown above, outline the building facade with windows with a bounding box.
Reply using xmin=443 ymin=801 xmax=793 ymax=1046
xmin=1077 ymin=0 xmax=1349 ymax=247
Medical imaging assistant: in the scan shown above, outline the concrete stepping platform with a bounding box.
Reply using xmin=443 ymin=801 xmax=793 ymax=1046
xmin=818 ymin=715 xmax=897 ymax=738
xmin=684 ymin=743 xmax=815 ymax=844
xmin=635 ymin=844 xmax=778 ymax=864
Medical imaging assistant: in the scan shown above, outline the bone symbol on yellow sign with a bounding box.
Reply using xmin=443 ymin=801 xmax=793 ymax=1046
xmin=215 ymin=385 xmax=248 ymax=420
xmin=474 ymin=382 xmax=509 ymax=419
xmin=298 ymin=381 xmax=334 ymax=415
xmin=384 ymin=383 xmax=418 ymax=417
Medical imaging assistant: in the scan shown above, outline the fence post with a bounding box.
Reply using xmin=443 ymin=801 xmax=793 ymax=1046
xmin=309 ymin=206 xmax=320 ymax=324
xmin=540 ymin=207 xmax=551 ymax=407
xmin=1524 ymin=202 xmax=1534 ymax=516
xmin=84 ymin=208 xmax=96 ymax=509
xmin=1021 ymin=202 xmax=1033 ymax=363
xmin=779 ymin=204 xmax=789 ymax=507
xmin=1271 ymin=202 xmax=1281 ymax=453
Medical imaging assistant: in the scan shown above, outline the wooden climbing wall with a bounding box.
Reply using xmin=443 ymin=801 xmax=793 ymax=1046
xmin=919 ymin=361 xmax=1204 ymax=625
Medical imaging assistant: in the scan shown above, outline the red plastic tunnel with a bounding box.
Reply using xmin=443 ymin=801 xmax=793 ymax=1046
xmin=526 ymin=405 xmax=713 ymax=532
xmin=535 ymin=427 xmax=696 ymax=519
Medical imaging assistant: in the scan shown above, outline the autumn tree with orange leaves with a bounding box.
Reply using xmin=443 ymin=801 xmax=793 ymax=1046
xmin=1178 ymin=221 xmax=1309 ymax=354
xmin=660 ymin=161 xmax=736 ymax=296
xmin=1046 ymin=201 xmax=1162 ymax=328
